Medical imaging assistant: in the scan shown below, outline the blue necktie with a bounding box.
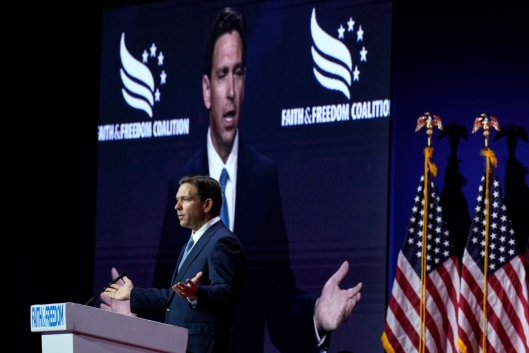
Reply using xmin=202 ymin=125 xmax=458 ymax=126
xmin=178 ymin=236 xmax=194 ymax=271
xmin=219 ymin=168 xmax=229 ymax=228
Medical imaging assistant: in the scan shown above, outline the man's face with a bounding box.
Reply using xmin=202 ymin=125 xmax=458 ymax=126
xmin=175 ymin=183 xmax=209 ymax=232
xmin=203 ymin=31 xmax=245 ymax=152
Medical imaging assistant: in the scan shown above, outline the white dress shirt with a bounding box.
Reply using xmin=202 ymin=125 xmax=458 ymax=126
xmin=188 ymin=216 xmax=221 ymax=247
xmin=207 ymin=127 xmax=238 ymax=231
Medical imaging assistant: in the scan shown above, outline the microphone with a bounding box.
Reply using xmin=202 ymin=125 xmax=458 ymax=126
xmin=85 ymin=270 xmax=128 ymax=306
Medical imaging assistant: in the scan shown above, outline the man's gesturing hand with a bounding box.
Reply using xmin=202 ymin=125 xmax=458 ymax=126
xmin=173 ymin=271 xmax=203 ymax=301
xmin=314 ymin=261 xmax=362 ymax=333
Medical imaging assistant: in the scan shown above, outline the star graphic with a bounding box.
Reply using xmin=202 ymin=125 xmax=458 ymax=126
xmin=160 ymin=70 xmax=167 ymax=84
xmin=353 ymin=65 xmax=360 ymax=81
xmin=150 ymin=43 xmax=157 ymax=57
xmin=158 ymin=52 xmax=164 ymax=65
xmin=142 ymin=50 xmax=149 ymax=63
xmin=357 ymin=25 xmax=364 ymax=42
xmin=360 ymin=46 xmax=368 ymax=61
xmin=347 ymin=17 xmax=355 ymax=31
xmin=155 ymin=88 xmax=161 ymax=102
xmin=337 ymin=24 xmax=345 ymax=39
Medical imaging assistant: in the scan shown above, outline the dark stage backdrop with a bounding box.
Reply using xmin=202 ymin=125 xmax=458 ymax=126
xmin=94 ymin=1 xmax=391 ymax=353
xmin=389 ymin=5 xmax=529 ymax=296
xmin=22 ymin=1 xmax=528 ymax=353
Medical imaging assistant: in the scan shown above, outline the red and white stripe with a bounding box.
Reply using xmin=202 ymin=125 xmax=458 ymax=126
xmin=457 ymin=252 xmax=529 ymax=353
xmin=383 ymin=251 xmax=460 ymax=353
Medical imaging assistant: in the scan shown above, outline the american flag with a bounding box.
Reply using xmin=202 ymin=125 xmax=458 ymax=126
xmin=382 ymin=173 xmax=460 ymax=353
xmin=457 ymin=165 xmax=529 ymax=353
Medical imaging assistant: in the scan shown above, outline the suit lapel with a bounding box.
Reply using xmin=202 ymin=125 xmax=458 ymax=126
xmin=234 ymin=138 xmax=255 ymax=235
xmin=171 ymin=245 xmax=187 ymax=286
xmin=174 ymin=221 xmax=222 ymax=282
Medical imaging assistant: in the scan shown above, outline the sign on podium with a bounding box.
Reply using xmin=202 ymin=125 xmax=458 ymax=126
xmin=30 ymin=302 xmax=188 ymax=353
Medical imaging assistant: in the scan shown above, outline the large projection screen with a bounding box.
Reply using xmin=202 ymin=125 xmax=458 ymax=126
xmin=94 ymin=0 xmax=392 ymax=352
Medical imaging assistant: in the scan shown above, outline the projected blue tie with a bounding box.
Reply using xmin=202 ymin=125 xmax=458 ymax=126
xmin=178 ymin=236 xmax=194 ymax=271
xmin=219 ymin=168 xmax=229 ymax=228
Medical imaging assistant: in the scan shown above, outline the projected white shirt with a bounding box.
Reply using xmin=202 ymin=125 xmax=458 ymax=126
xmin=207 ymin=127 xmax=238 ymax=232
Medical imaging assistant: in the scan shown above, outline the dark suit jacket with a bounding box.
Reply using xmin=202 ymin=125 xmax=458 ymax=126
xmin=131 ymin=220 xmax=247 ymax=353
xmin=154 ymin=136 xmax=322 ymax=353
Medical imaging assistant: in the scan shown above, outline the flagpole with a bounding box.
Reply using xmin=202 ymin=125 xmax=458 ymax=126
xmin=415 ymin=112 xmax=442 ymax=353
xmin=420 ymin=148 xmax=428 ymax=353
xmin=471 ymin=113 xmax=500 ymax=353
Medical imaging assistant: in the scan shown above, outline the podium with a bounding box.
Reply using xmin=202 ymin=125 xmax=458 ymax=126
xmin=30 ymin=302 xmax=188 ymax=353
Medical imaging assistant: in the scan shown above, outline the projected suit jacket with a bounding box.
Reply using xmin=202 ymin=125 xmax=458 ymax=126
xmin=154 ymin=136 xmax=323 ymax=353
xmin=131 ymin=220 xmax=246 ymax=353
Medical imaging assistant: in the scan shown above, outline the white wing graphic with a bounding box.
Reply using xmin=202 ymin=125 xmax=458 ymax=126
xmin=120 ymin=32 xmax=155 ymax=117
xmin=310 ymin=8 xmax=352 ymax=99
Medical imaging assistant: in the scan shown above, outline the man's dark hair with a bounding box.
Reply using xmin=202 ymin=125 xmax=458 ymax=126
xmin=179 ymin=175 xmax=222 ymax=216
xmin=204 ymin=7 xmax=247 ymax=78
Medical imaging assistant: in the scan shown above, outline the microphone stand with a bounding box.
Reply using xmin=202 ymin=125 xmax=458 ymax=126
xmin=85 ymin=270 xmax=128 ymax=306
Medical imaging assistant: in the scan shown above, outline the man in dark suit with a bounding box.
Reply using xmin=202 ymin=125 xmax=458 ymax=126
xmin=103 ymin=175 xmax=247 ymax=353
xmin=102 ymin=7 xmax=362 ymax=353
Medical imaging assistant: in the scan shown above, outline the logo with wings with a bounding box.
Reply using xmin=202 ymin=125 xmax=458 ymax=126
xmin=310 ymin=8 xmax=369 ymax=100
xmin=119 ymin=33 xmax=168 ymax=118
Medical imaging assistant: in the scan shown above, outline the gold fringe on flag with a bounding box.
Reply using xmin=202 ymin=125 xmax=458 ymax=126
xmin=424 ymin=147 xmax=438 ymax=177
xmin=480 ymin=148 xmax=497 ymax=168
